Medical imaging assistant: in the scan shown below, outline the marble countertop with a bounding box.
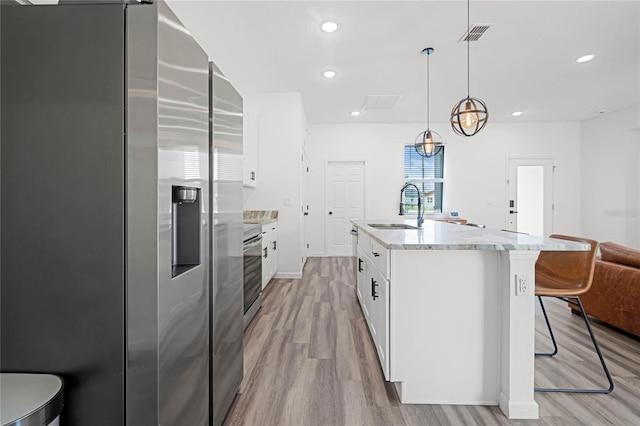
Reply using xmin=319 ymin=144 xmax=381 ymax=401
xmin=244 ymin=210 xmax=278 ymax=225
xmin=352 ymin=219 xmax=591 ymax=251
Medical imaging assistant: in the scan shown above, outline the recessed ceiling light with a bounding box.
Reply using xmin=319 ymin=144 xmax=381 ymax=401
xmin=511 ymin=111 xmax=523 ymax=117
xmin=351 ymin=111 xmax=361 ymax=117
xmin=322 ymin=70 xmax=336 ymax=79
xmin=576 ymin=54 xmax=595 ymax=63
xmin=321 ymin=21 xmax=339 ymax=33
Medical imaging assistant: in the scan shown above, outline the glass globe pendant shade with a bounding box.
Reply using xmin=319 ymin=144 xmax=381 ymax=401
xmin=450 ymin=96 xmax=488 ymax=137
xmin=414 ymin=129 xmax=443 ymax=158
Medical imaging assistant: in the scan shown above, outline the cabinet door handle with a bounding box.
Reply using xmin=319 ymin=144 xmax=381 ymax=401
xmin=272 ymin=241 xmax=277 ymax=250
xmin=371 ymin=277 xmax=378 ymax=300
xmin=358 ymin=258 xmax=363 ymax=272
xmin=263 ymin=247 xmax=268 ymax=259
xmin=250 ymin=171 xmax=256 ymax=181
xmin=372 ymin=252 xmax=380 ymax=257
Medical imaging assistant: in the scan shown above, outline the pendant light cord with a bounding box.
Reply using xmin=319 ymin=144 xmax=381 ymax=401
xmin=467 ymin=0 xmax=470 ymax=97
xmin=426 ymin=50 xmax=430 ymax=129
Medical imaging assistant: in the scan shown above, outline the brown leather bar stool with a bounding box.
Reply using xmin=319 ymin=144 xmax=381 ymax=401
xmin=534 ymin=234 xmax=614 ymax=393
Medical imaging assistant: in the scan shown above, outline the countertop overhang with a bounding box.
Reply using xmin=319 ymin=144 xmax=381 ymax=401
xmin=243 ymin=218 xmax=278 ymax=225
xmin=352 ymin=219 xmax=590 ymax=251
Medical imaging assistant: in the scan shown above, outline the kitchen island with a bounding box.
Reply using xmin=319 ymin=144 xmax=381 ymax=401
xmin=351 ymin=219 xmax=590 ymax=420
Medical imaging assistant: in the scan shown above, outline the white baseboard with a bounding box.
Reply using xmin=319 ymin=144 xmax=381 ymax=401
xmin=274 ymin=271 xmax=303 ymax=279
xmin=498 ymin=392 xmax=539 ymax=419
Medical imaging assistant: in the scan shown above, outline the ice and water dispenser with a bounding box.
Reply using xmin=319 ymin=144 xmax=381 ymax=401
xmin=171 ymin=186 xmax=201 ymax=277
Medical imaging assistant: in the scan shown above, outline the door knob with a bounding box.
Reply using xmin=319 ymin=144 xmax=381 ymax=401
xmin=328 ymin=211 xmax=333 ymax=215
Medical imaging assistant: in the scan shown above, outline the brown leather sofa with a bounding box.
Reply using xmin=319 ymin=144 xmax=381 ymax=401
xmin=573 ymin=242 xmax=640 ymax=337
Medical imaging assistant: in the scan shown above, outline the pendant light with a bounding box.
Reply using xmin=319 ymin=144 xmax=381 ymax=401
xmin=415 ymin=47 xmax=443 ymax=158
xmin=450 ymin=0 xmax=488 ymax=137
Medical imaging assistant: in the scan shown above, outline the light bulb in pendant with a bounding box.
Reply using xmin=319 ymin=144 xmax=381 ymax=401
xmin=460 ymin=101 xmax=479 ymax=130
xmin=423 ymin=132 xmax=434 ymax=154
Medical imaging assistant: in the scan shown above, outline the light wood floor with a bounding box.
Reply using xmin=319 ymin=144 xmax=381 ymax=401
xmin=225 ymin=257 xmax=640 ymax=425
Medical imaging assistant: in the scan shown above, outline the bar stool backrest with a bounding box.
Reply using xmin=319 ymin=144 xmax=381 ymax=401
xmin=535 ymin=234 xmax=599 ymax=296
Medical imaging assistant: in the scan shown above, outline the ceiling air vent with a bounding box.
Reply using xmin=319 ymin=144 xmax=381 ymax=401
xmin=362 ymin=95 xmax=402 ymax=110
xmin=459 ymin=24 xmax=493 ymax=42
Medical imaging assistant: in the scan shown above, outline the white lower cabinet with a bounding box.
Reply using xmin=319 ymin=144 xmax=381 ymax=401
xmin=356 ymin=247 xmax=366 ymax=309
xmin=370 ymin=265 xmax=389 ymax=378
xmin=261 ymin=222 xmax=278 ymax=288
xmin=356 ymin=235 xmax=389 ymax=379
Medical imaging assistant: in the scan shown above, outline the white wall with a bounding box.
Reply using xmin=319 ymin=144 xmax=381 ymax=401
xmin=243 ymin=92 xmax=306 ymax=277
xmin=581 ymin=104 xmax=640 ymax=249
xmin=307 ymin=122 xmax=582 ymax=255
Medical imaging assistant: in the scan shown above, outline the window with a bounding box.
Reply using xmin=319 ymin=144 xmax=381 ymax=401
xmin=403 ymin=145 xmax=444 ymax=214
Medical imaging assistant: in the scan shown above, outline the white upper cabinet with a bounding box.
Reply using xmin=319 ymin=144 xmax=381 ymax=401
xmin=243 ymin=100 xmax=258 ymax=187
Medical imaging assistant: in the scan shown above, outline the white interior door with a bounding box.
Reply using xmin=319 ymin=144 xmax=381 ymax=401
xmin=326 ymin=161 xmax=365 ymax=256
xmin=506 ymin=158 xmax=553 ymax=237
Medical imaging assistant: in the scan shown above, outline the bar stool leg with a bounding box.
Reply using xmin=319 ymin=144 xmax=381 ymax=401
xmin=535 ymin=296 xmax=558 ymax=357
xmin=535 ymin=296 xmax=615 ymax=394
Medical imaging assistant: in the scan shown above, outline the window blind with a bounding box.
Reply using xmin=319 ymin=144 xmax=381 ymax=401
xmin=403 ymin=145 xmax=444 ymax=213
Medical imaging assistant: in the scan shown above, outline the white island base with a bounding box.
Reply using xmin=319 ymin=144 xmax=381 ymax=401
xmin=390 ymin=249 xmax=539 ymax=419
xmin=352 ymin=219 xmax=590 ymax=420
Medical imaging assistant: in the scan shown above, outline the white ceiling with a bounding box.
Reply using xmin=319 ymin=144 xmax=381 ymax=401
xmin=166 ymin=0 xmax=640 ymax=125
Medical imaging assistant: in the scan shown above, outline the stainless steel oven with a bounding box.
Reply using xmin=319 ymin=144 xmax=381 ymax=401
xmin=243 ymin=224 xmax=263 ymax=329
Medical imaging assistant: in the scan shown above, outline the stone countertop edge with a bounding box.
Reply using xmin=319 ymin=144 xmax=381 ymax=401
xmin=352 ymin=219 xmax=591 ymax=251
xmin=244 ymin=218 xmax=278 ymax=225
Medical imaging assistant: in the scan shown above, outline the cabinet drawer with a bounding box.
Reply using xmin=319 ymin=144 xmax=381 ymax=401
xmin=357 ymin=230 xmax=370 ymax=253
xmin=370 ymin=238 xmax=389 ymax=279
xmin=262 ymin=222 xmax=278 ymax=239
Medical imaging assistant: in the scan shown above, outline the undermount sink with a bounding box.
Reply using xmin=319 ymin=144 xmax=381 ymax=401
xmin=367 ymin=223 xmax=419 ymax=230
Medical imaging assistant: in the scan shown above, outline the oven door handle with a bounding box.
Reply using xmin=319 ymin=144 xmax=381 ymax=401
xmin=243 ymin=235 xmax=263 ymax=250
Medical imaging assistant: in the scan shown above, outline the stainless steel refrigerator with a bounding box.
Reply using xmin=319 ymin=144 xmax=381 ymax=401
xmin=209 ymin=62 xmax=244 ymax=426
xmin=1 ymin=1 xmax=223 ymax=424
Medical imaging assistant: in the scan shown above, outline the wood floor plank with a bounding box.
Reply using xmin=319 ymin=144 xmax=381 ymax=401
xmin=225 ymin=257 xmax=640 ymax=426
xmin=320 ymin=256 xmax=331 ymax=278
xmin=308 ymin=301 xmax=337 ymax=359
xmin=341 ymin=380 xmax=370 ymax=426
xmin=290 ymin=295 xmax=315 ymax=344
xmin=335 ymin=310 xmax=362 ymax=381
